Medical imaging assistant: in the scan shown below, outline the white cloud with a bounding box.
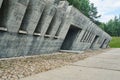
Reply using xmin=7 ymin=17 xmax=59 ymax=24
xmin=89 ymin=0 xmax=120 ymax=22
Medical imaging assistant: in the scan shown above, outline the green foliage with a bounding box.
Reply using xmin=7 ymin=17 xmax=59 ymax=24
xmin=100 ymin=16 xmax=120 ymax=36
xmin=67 ymin=0 xmax=100 ymax=22
xmin=110 ymin=37 xmax=120 ymax=48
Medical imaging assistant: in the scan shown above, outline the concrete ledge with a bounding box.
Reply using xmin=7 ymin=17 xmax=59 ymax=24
xmin=59 ymin=50 xmax=84 ymax=54
xmin=0 ymin=27 xmax=8 ymax=31
xmin=44 ymin=35 xmax=52 ymax=38
xmin=18 ymin=30 xmax=28 ymax=34
xmin=54 ymin=36 xmax=59 ymax=39
xmin=33 ymin=33 xmax=42 ymax=36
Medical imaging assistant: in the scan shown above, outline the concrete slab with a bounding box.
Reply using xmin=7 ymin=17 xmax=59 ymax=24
xmin=103 ymin=48 xmax=120 ymax=55
xmin=73 ymin=48 xmax=120 ymax=71
xmin=60 ymin=50 xmax=84 ymax=54
xmin=20 ymin=65 xmax=120 ymax=80
xmin=20 ymin=48 xmax=120 ymax=80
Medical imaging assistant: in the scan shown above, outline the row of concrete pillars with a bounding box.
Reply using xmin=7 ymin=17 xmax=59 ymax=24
xmin=0 ymin=0 xmax=111 ymax=58
xmin=0 ymin=0 xmax=67 ymax=40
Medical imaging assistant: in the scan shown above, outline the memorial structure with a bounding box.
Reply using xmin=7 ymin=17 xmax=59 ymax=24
xmin=0 ymin=0 xmax=111 ymax=58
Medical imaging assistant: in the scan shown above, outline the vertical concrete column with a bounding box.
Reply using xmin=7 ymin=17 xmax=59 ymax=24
xmin=89 ymin=26 xmax=96 ymax=43
xmin=86 ymin=27 xmax=92 ymax=42
xmin=87 ymin=31 xmax=91 ymax=42
xmin=78 ymin=30 xmax=86 ymax=42
xmin=58 ymin=6 xmax=73 ymax=39
xmin=0 ymin=0 xmax=3 ymax=8
xmin=82 ymin=30 xmax=88 ymax=42
xmin=99 ymin=38 xmax=105 ymax=48
xmin=81 ymin=24 xmax=91 ymax=42
xmin=88 ymin=33 xmax=92 ymax=43
xmin=45 ymin=7 xmax=62 ymax=36
xmin=34 ymin=2 xmax=57 ymax=36
xmin=91 ymin=35 xmax=97 ymax=44
xmin=71 ymin=30 xmax=86 ymax=49
xmin=85 ymin=31 xmax=90 ymax=42
xmin=100 ymin=35 xmax=103 ymax=44
xmin=87 ymin=32 xmax=92 ymax=43
xmin=106 ymin=40 xmax=110 ymax=48
xmin=79 ymin=30 xmax=86 ymax=42
xmin=102 ymin=40 xmax=107 ymax=48
xmin=0 ymin=0 xmax=29 ymax=33
xmin=90 ymin=33 xmax=94 ymax=42
xmin=89 ymin=34 xmax=96 ymax=49
xmin=46 ymin=1 xmax=69 ymax=38
xmin=90 ymin=27 xmax=95 ymax=43
xmin=88 ymin=32 xmax=93 ymax=43
xmin=19 ymin=0 xmax=45 ymax=34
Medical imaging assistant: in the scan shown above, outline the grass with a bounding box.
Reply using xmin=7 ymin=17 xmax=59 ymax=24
xmin=110 ymin=37 xmax=120 ymax=48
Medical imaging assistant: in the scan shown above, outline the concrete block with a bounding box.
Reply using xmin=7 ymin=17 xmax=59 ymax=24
xmin=0 ymin=0 xmax=29 ymax=33
xmin=19 ymin=0 xmax=45 ymax=34
xmin=50 ymin=1 xmax=69 ymax=37
xmin=58 ymin=6 xmax=73 ymax=39
xmin=34 ymin=3 xmax=57 ymax=35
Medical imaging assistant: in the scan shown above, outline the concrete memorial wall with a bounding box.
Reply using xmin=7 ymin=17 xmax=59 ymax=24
xmin=0 ymin=0 xmax=111 ymax=58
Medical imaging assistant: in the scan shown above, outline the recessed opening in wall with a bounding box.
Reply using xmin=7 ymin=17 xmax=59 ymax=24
xmin=87 ymin=32 xmax=92 ymax=43
xmin=83 ymin=31 xmax=89 ymax=42
xmin=55 ymin=19 xmax=64 ymax=37
xmin=60 ymin=25 xmax=82 ymax=50
xmin=100 ymin=39 xmax=107 ymax=48
xmin=44 ymin=35 xmax=52 ymax=38
xmin=45 ymin=12 xmax=56 ymax=36
xmin=18 ymin=1 xmax=30 ymax=34
xmin=90 ymin=35 xmax=99 ymax=49
xmin=106 ymin=40 xmax=110 ymax=48
xmin=34 ymin=8 xmax=45 ymax=35
xmin=0 ymin=0 xmax=8 ymax=31
xmin=80 ymin=31 xmax=87 ymax=42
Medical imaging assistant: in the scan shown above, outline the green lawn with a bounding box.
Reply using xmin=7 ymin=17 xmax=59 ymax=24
xmin=110 ymin=37 xmax=120 ymax=48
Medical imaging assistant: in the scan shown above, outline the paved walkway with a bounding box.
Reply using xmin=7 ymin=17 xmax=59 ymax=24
xmin=20 ymin=48 xmax=120 ymax=80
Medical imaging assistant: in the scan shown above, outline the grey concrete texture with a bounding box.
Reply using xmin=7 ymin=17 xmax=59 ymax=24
xmin=0 ymin=0 xmax=111 ymax=58
xmin=19 ymin=0 xmax=45 ymax=34
xmin=73 ymin=48 xmax=120 ymax=71
xmin=0 ymin=0 xmax=3 ymax=7
xmin=0 ymin=0 xmax=29 ymax=33
xmin=20 ymin=48 xmax=120 ymax=80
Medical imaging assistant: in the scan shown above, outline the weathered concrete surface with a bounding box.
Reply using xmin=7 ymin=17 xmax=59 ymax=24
xmin=0 ymin=0 xmax=3 ymax=8
xmin=0 ymin=0 xmax=29 ymax=32
xmin=19 ymin=0 xmax=45 ymax=34
xmin=20 ymin=48 xmax=120 ymax=80
xmin=0 ymin=0 xmax=111 ymax=58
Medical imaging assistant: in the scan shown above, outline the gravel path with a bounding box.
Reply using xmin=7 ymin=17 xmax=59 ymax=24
xmin=0 ymin=49 xmax=110 ymax=80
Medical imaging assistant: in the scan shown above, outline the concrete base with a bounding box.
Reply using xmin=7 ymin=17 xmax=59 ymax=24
xmin=60 ymin=50 xmax=84 ymax=54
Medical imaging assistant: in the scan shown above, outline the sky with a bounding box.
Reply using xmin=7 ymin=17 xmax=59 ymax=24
xmin=89 ymin=0 xmax=120 ymax=23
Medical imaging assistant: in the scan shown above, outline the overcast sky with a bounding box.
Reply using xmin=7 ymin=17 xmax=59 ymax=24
xmin=89 ymin=0 xmax=120 ymax=23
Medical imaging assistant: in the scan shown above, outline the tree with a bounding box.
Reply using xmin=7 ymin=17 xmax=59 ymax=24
xmin=89 ymin=3 xmax=101 ymax=22
xmin=67 ymin=0 xmax=100 ymax=22
xmin=101 ymin=16 xmax=120 ymax=37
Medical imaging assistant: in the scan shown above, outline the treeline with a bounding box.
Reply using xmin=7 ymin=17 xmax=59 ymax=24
xmin=100 ymin=16 xmax=120 ymax=37
xmin=67 ymin=0 xmax=101 ymax=23
xmin=67 ymin=0 xmax=120 ymax=37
